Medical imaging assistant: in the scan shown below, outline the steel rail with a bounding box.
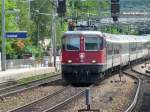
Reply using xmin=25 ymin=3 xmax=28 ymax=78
xmin=131 ymin=68 xmax=150 ymax=77
xmin=123 ymin=70 xmax=141 ymax=112
xmin=0 ymin=73 xmax=59 ymax=91
xmin=0 ymin=74 xmax=61 ymax=98
xmin=7 ymin=64 xmax=143 ymax=112
xmin=8 ymin=87 xmax=68 ymax=112
xmin=8 ymin=85 xmax=94 ymax=112
xmin=42 ymin=84 xmax=95 ymax=112
xmin=0 ymin=81 xmax=17 ymax=89
xmin=130 ymin=68 xmax=150 ymax=112
xmin=42 ymin=89 xmax=86 ymax=112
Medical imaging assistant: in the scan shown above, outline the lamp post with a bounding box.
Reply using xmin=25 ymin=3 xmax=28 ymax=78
xmin=1 ymin=0 xmax=6 ymax=71
xmin=28 ymin=0 xmax=34 ymax=19
xmin=28 ymin=0 xmax=31 ymax=19
xmin=1 ymin=0 xmax=21 ymax=71
xmin=52 ymin=10 xmax=57 ymax=68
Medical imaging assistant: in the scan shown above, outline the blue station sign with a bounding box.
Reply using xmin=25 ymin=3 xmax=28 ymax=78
xmin=6 ymin=31 xmax=28 ymax=38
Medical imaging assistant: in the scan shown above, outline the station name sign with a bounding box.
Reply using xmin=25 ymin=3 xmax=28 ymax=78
xmin=6 ymin=31 xmax=28 ymax=38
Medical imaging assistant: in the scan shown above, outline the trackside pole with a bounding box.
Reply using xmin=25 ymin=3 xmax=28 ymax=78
xmin=2 ymin=0 xmax=6 ymax=71
xmin=119 ymin=67 xmax=122 ymax=81
xmin=78 ymin=88 xmax=100 ymax=112
xmin=86 ymin=88 xmax=91 ymax=110
xmin=119 ymin=51 xmax=123 ymax=81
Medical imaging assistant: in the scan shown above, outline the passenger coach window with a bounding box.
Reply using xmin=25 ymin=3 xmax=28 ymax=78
xmin=85 ymin=37 xmax=101 ymax=51
xmin=66 ymin=36 xmax=80 ymax=50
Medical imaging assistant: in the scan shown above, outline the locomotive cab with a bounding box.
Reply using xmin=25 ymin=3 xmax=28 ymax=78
xmin=61 ymin=31 xmax=106 ymax=84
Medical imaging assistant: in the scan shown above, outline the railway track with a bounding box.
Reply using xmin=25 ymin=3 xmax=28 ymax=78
xmin=1 ymin=64 xmax=143 ymax=112
xmin=123 ymin=65 xmax=150 ymax=112
xmin=0 ymin=81 xmax=17 ymax=89
xmin=0 ymin=74 xmax=61 ymax=98
xmin=8 ymin=86 xmax=86 ymax=112
xmin=4 ymin=66 xmax=140 ymax=112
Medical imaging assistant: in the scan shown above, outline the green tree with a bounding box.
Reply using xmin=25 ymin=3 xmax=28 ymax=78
xmin=16 ymin=0 xmax=36 ymax=36
xmin=30 ymin=0 xmax=53 ymax=45
xmin=0 ymin=0 xmax=19 ymax=59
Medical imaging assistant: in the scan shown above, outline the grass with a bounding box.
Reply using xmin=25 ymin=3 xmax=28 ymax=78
xmin=17 ymin=73 xmax=54 ymax=85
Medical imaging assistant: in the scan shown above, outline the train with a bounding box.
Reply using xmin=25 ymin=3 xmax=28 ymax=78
xmin=61 ymin=31 xmax=150 ymax=84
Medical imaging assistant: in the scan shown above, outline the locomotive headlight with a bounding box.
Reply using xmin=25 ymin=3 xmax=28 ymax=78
xmin=92 ymin=60 xmax=96 ymax=63
xmin=68 ymin=60 xmax=72 ymax=63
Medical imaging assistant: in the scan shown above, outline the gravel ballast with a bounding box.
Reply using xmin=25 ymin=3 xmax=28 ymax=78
xmin=0 ymin=74 xmax=137 ymax=112
xmin=0 ymin=85 xmax=64 ymax=112
xmin=56 ymin=74 xmax=137 ymax=112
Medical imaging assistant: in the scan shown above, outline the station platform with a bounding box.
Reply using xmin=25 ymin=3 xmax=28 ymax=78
xmin=0 ymin=67 xmax=56 ymax=83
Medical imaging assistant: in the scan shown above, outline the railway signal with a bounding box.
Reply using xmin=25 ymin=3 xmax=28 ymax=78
xmin=57 ymin=0 xmax=66 ymax=16
xmin=111 ymin=0 xmax=120 ymax=22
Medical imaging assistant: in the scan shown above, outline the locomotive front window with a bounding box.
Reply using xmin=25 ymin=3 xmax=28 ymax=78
xmin=85 ymin=36 xmax=100 ymax=51
xmin=66 ymin=36 xmax=80 ymax=51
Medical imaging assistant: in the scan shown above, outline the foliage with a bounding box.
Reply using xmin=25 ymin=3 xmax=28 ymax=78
xmin=67 ymin=0 xmax=109 ymax=17
xmin=0 ymin=0 xmax=110 ymax=59
xmin=30 ymin=0 xmax=53 ymax=45
xmin=56 ymin=18 xmax=68 ymax=45
xmin=1 ymin=0 xmax=143 ymax=60
xmin=0 ymin=0 xmax=19 ymax=58
xmin=16 ymin=0 xmax=36 ymax=36
xmin=0 ymin=0 xmax=45 ymax=59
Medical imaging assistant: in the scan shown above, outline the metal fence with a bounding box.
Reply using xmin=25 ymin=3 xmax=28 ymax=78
xmin=6 ymin=58 xmax=61 ymax=71
xmin=6 ymin=59 xmax=44 ymax=69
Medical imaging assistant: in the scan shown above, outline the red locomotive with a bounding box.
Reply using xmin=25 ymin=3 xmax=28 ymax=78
xmin=61 ymin=31 xmax=149 ymax=84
